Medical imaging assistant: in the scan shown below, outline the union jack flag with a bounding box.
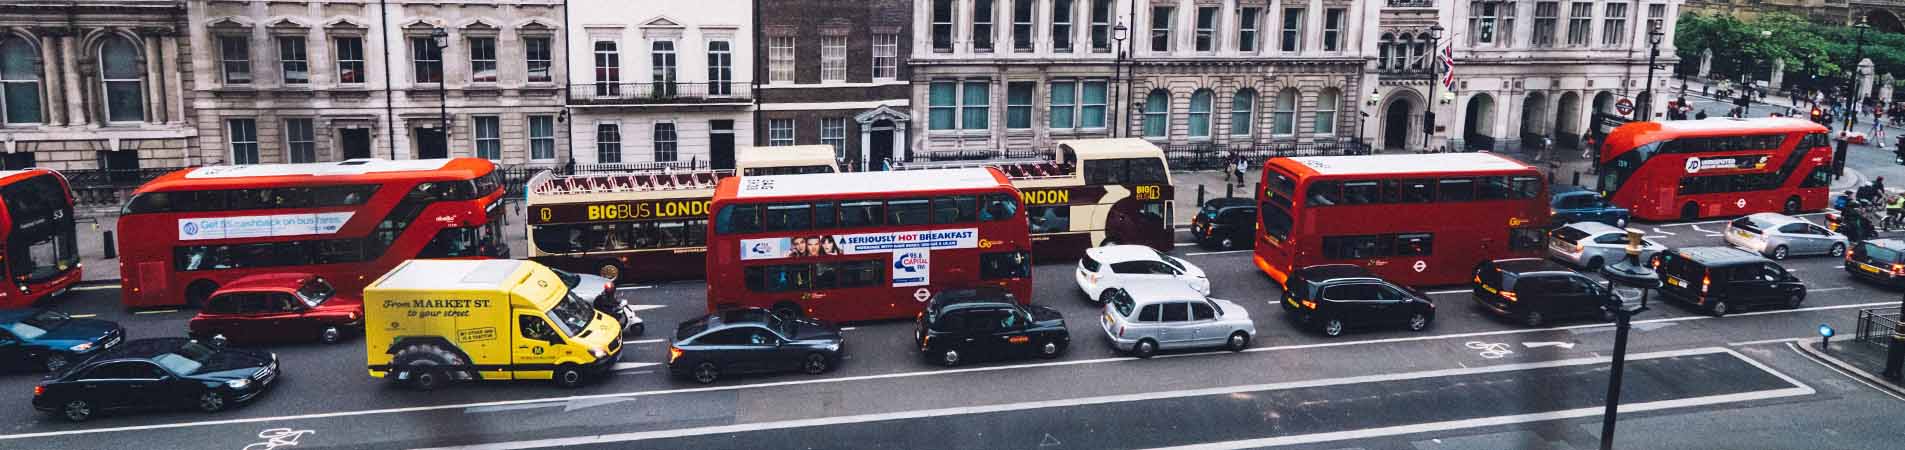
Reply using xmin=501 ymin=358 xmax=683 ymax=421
xmin=1439 ymin=43 xmax=1456 ymax=92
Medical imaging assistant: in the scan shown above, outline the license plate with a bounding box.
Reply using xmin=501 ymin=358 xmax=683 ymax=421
xmin=1666 ymin=276 xmax=1685 ymax=287
xmin=1481 ymin=284 xmax=1498 ymax=294
xmin=1734 ymin=230 xmax=1753 ymax=239
xmin=1861 ymin=263 xmax=1882 ymax=273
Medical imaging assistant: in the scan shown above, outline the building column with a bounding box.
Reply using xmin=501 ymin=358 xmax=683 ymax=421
xmin=160 ymin=35 xmax=184 ymax=125
xmin=38 ymin=33 xmax=65 ymax=126
xmin=59 ymin=33 xmax=87 ymax=126
xmin=893 ymin=121 xmax=908 ymax=163
xmin=859 ymin=120 xmax=872 ymax=171
xmin=142 ymin=30 xmax=166 ymax=124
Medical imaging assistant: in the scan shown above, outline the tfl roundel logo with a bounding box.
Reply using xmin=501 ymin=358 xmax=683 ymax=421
xmin=182 ymin=221 xmax=200 ymax=236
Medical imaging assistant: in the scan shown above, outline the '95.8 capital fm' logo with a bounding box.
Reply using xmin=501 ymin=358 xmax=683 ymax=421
xmin=894 ymin=252 xmax=928 ymax=273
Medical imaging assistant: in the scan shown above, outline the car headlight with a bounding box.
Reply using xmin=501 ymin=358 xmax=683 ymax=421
xmin=68 ymin=342 xmax=94 ymax=352
xmin=589 ymin=347 xmax=608 ymax=359
xmin=226 ymin=378 xmax=251 ymax=389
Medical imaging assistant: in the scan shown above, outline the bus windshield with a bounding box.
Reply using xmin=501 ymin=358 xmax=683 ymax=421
xmin=2 ymin=174 xmax=78 ymax=283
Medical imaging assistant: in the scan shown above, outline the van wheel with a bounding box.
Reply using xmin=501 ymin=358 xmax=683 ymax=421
xmin=1220 ymin=236 xmax=1237 ymax=250
xmin=1784 ymin=197 xmax=1802 ymax=214
xmin=770 ymin=302 xmax=804 ymax=320
xmin=691 ymin=361 xmax=720 ymax=384
xmin=1226 ymin=332 xmax=1250 ymax=352
xmin=553 ymin=365 xmax=586 ymax=388
xmin=1770 ymin=245 xmax=1789 ymax=260
xmin=1681 ymin=202 xmax=1700 ymax=220
xmin=185 ymin=280 xmax=218 ymax=309
xmin=1829 ymin=243 xmax=1846 ymax=257
xmin=409 ymin=368 xmax=447 ymax=391
xmin=1321 ymin=319 xmax=1346 ymax=337
xmin=596 ymin=262 xmax=622 ymax=281
xmin=393 ymin=344 xmax=466 ymax=390
xmin=1523 ymin=312 xmax=1545 ymax=327
xmin=1710 ymin=300 xmax=1731 ymax=317
xmin=1132 ymin=339 xmax=1158 ymax=358
xmin=1586 ymin=257 xmax=1605 ymax=271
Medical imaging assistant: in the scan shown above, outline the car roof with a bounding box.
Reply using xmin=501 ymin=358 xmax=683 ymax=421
xmin=1742 ymin=212 xmax=1806 ymax=226
xmin=1489 ymin=258 xmax=1575 ymax=276
xmin=1292 ymin=264 xmax=1385 ymax=284
xmin=1085 ymin=245 xmax=1167 ymax=264
xmin=1552 ymin=185 xmax=1591 ymax=195
xmin=1561 ymin=221 xmax=1625 ymax=235
xmin=1862 ymin=239 xmax=1905 ymax=249
xmin=1204 ymin=197 xmax=1253 ymax=208
xmin=1115 ymin=283 xmax=1209 ymax=304
xmin=1670 ymin=246 xmax=1766 ymax=266
xmin=928 ymin=287 xmax=1015 ymax=311
xmin=91 ymin=338 xmax=191 ymax=361
xmin=215 ymin=273 xmax=316 ymax=292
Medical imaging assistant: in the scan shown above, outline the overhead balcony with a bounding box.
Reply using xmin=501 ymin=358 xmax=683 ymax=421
xmin=569 ymin=82 xmax=752 ymax=107
xmin=1387 ymin=0 xmax=1435 ymax=7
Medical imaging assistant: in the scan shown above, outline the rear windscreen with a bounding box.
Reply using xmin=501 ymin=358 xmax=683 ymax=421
xmin=1080 ymin=254 xmax=1101 ymax=272
xmin=1730 ymin=217 xmax=1763 ymax=234
xmin=1475 ymin=263 xmax=1519 ymax=291
xmin=1854 ymin=243 xmax=1902 ymax=265
xmin=1110 ymin=291 xmax=1136 ymax=317
xmin=1550 ymin=227 xmax=1591 ymax=245
xmin=1656 ymin=252 xmax=1704 ymax=279
xmin=675 ymin=319 xmax=708 ymax=342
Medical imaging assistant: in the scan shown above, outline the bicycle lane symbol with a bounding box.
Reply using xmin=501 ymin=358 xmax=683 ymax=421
xmin=243 ymin=428 xmax=315 ymax=450
xmin=1465 ymin=341 xmax=1514 ymax=359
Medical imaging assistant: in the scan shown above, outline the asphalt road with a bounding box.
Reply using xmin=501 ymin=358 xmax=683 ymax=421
xmin=2 ymin=211 xmax=1904 ymax=450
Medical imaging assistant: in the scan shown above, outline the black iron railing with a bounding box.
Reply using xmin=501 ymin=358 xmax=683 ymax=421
xmin=569 ymin=82 xmax=752 ymax=105
xmin=1386 ymin=0 xmax=1435 ymax=7
xmin=1856 ymin=307 xmax=1901 ymax=344
xmin=1161 ymin=138 xmax=1369 ymax=171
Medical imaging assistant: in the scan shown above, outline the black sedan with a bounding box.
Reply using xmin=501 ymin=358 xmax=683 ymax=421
xmin=0 ymin=309 xmax=124 ymax=373
xmin=33 ymin=338 xmax=278 ymax=422
xmin=915 ymin=287 xmax=1069 ymax=366
xmin=667 ymin=308 xmax=843 ymax=384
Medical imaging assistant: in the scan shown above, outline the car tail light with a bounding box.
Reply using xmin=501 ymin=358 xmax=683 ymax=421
xmin=1891 ymin=264 xmax=1904 ymax=276
xmin=667 ymin=346 xmax=683 ymax=364
xmin=1501 ymin=291 xmax=1518 ymax=302
xmin=32 ymin=385 xmax=42 ymax=397
xmin=1701 ymin=270 xmax=1711 ymax=295
xmin=1574 ymin=242 xmax=1585 ymax=253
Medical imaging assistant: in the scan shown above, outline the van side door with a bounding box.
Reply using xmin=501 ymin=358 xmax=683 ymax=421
xmin=513 ymin=314 xmax=562 ymax=379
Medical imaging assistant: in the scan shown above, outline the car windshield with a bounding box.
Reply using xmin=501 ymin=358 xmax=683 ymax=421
xmin=4 ymin=321 xmax=47 ymax=340
xmin=155 ymin=341 xmax=218 ymax=376
xmin=24 ymin=309 xmax=68 ymax=329
xmin=296 ymin=279 xmax=335 ymax=308
xmin=545 ymin=291 xmax=596 ymax=338
xmin=1153 ymin=249 xmax=1186 ymax=271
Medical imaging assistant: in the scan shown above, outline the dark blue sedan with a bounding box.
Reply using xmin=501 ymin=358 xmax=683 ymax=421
xmin=1551 ymin=185 xmax=1630 ymax=228
xmin=0 ymin=309 xmax=124 ymax=373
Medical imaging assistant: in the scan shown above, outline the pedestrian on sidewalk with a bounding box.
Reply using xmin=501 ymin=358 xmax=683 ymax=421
xmin=1581 ymin=135 xmax=1596 ymax=160
xmin=1223 ymin=151 xmax=1236 ymax=184
xmin=1233 ymin=154 xmax=1249 ymax=188
xmin=1542 ymin=136 xmax=1554 ymax=160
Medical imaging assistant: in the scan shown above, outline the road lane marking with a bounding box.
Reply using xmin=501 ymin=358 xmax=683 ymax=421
xmin=0 ymin=299 xmax=1881 ymax=442
xmin=841 ymin=327 xmax=857 ymax=331
xmin=66 ymin=314 xmax=97 ymax=318
xmin=1791 ymin=342 xmax=1905 ymax=402
xmin=616 ymin=286 xmax=654 ymax=291
xmin=1184 ymin=250 xmax=1252 ymax=257
xmin=133 ymin=309 xmax=177 ymax=315
xmin=1691 ymin=224 xmax=1715 ymax=233
xmin=611 ymin=363 xmax=659 ymax=371
xmin=70 ymin=284 xmax=120 ymax=292
xmin=626 ymin=305 xmax=665 ymax=313
xmin=1175 ymin=243 xmax=1196 ymax=247
xmin=621 ymin=339 xmax=663 ymax=345
xmin=1727 ymin=337 xmax=1804 ymax=346
xmin=1651 ymin=227 xmax=1676 ymax=236
xmin=411 ymin=347 xmax=1807 ymax=450
xmin=1425 ymin=289 xmax=1469 ymax=295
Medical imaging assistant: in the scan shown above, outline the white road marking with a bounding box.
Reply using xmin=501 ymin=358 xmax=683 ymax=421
xmin=133 ymin=309 xmax=177 ymax=315
xmin=1425 ymin=289 xmax=1469 ymax=295
xmin=1690 ymin=224 xmax=1715 ymax=233
xmin=1184 ymin=250 xmax=1252 ymax=257
xmin=410 ymin=347 xmax=1808 ymax=450
xmin=69 ymin=284 xmax=120 ymax=292
xmin=1726 ymin=337 xmax=1803 ymax=346
xmin=67 ymin=314 xmax=97 ymax=319
xmin=625 ymin=304 xmax=666 ymax=313
xmin=1790 ymin=342 xmax=1905 ymax=403
xmin=1174 ymin=243 xmax=1196 ymax=247
xmin=616 ymin=286 xmax=654 ymax=291
xmin=1651 ymin=227 xmax=1676 ymax=236
xmin=1706 ymin=234 xmax=1722 ymax=237
xmin=0 ymin=300 xmax=1880 ymax=441
xmin=610 ymin=362 xmax=659 ymax=371
xmin=621 ymin=339 xmax=663 ymax=345
xmin=841 ymin=327 xmax=858 ymax=331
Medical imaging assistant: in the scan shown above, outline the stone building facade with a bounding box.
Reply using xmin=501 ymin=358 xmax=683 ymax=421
xmin=186 ymin=0 xmax=568 ymax=166
xmin=755 ymin=0 xmax=913 ymax=172
xmin=0 ymin=1 xmax=196 ymax=171
xmin=566 ymin=0 xmax=753 ymax=168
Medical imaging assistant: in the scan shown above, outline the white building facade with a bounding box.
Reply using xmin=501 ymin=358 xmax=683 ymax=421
xmin=565 ymin=0 xmax=753 ymax=167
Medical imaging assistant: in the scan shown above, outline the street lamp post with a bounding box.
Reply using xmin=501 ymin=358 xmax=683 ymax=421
xmin=1364 ymin=89 xmax=1380 ymax=152
xmin=1837 ymin=20 xmax=1869 ymax=179
xmin=1423 ymin=24 xmax=1443 ymax=152
xmin=1640 ymin=23 xmax=1664 ymax=121
xmin=431 ymin=28 xmax=451 ymax=149
xmin=1113 ymin=23 xmax=1129 ymax=138
xmin=1598 ymin=230 xmax=1660 ymax=450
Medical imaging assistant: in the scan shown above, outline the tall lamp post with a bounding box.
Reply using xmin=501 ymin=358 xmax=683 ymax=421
xmin=1640 ymin=23 xmax=1664 ymax=121
xmin=1113 ymin=22 xmax=1129 ymax=138
xmin=1837 ymin=20 xmax=1869 ymax=179
xmin=1364 ymin=89 xmax=1380 ymax=152
xmin=1598 ymin=229 xmax=1660 ymax=450
xmin=431 ymin=27 xmax=452 ymax=148
xmin=1423 ymin=24 xmax=1443 ymax=152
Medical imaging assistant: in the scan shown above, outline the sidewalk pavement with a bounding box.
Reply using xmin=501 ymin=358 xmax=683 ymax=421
xmin=1801 ymin=338 xmax=1905 ymax=398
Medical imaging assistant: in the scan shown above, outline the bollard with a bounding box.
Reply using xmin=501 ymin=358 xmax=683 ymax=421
xmin=1197 ymin=185 xmax=1206 ymax=206
xmin=102 ymin=230 xmax=116 ymax=259
xmin=1226 ymin=183 xmax=1235 ymax=199
xmin=1572 ymin=171 xmax=1582 ymax=186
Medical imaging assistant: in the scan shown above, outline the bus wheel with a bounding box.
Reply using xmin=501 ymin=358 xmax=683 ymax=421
xmin=1784 ymin=197 xmax=1802 ymax=215
xmin=770 ymin=302 xmax=804 ymax=320
xmin=1681 ymin=202 xmax=1700 ymax=221
xmin=185 ymin=280 xmax=218 ymax=309
xmin=596 ymin=262 xmax=622 ymax=281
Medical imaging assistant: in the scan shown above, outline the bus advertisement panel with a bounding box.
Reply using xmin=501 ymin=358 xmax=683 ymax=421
xmin=1254 ymin=153 xmax=1549 ymax=287
xmin=1598 ymin=118 xmax=1833 ymax=221
xmin=116 ymin=158 xmax=507 ymax=308
xmin=706 ymin=168 xmax=1032 ymax=322
xmin=0 ymin=170 xmax=81 ymax=307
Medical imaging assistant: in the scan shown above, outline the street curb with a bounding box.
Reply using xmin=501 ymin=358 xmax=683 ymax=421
xmin=1796 ymin=340 xmax=1905 ymax=397
xmin=1834 ymin=168 xmax=1867 ymax=193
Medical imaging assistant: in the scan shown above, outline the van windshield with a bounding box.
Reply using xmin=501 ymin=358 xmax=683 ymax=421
xmin=546 ymin=291 xmax=595 ymax=338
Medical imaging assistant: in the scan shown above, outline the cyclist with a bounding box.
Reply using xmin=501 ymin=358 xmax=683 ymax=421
xmin=1888 ymin=194 xmax=1905 ymax=231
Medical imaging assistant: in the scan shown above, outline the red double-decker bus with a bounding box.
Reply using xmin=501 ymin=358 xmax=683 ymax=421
xmin=0 ymin=170 xmax=81 ymax=307
xmin=1254 ymin=153 xmax=1549 ymax=287
xmin=705 ymin=168 xmax=1032 ymax=322
xmin=1598 ymin=118 xmax=1833 ymax=221
xmin=116 ymin=159 xmax=506 ymax=308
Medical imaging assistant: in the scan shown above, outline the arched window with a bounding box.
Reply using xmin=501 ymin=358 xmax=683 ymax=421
xmin=1314 ymin=88 xmax=1340 ymax=135
xmin=0 ymin=36 xmax=44 ymax=124
xmin=1378 ymin=34 xmax=1393 ymax=71
xmin=1230 ymin=89 xmax=1256 ymax=137
xmin=1396 ymin=33 xmax=1413 ymax=71
xmin=1272 ymin=88 xmax=1297 ymax=135
xmin=100 ymin=36 xmax=143 ymax=123
xmin=1188 ymin=89 xmax=1213 ymax=139
xmin=1143 ymin=89 xmax=1170 ymax=138
xmin=1411 ymin=35 xmax=1427 ymax=71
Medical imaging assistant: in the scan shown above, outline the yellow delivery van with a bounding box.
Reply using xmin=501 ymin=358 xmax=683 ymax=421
xmin=364 ymin=259 xmax=622 ymax=389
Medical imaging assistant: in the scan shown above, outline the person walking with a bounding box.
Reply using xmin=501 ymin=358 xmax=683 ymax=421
xmin=1232 ymin=154 xmax=1249 ymax=188
xmin=1223 ymin=152 xmax=1236 ymax=185
xmin=1541 ymin=135 xmax=1554 ymax=161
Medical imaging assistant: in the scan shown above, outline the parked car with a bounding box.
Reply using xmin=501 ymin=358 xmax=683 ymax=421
xmin=1547 ymin=222 xmax=1666 ymax=270
xmin=0 ymin=309 xmax=124 ymax=373
xmin=1099 ymin=283 xmax=1255 ymax=358
xmin=666 ymin=308 xmax=843 ymax=384
xmin=915 ymin=287 xmax=1068 ymax=366
xmin=187 ymin=274 xmax=362 ymax=345
xmin=33 ymin=338 xmax=278 ymax=422
xmin=1472 ymin=259 xmax=1617 ymax=326
xmin=1654 ymin=247 xmax=1806 ymax=316
xmin=1191 ymin=197 xmax=1257 ymax=249
xmin=1075 ymin=245 xmax=1209 ymax=302
xmin=551 ymin=267 xmax=643 ymax=336
xmin=1724 ymin=212 xmax=1847 ymax=260
xmin=1843 ymin=239 xmax=1905 ymax=288
xmin=1281 ymin=264 xmax=1435 ymax=337
xmin=1551 ymin=185 xmax=1630 ymax=228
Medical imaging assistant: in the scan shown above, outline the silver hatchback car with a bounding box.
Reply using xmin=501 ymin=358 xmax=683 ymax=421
xmin=1100 ymin=283 xmax=1255 ymax=358
xmin=1724 ymin=212 xmax=1847 ymax=260
xmin=1547 ymin=222 xmax=1667 ymax=270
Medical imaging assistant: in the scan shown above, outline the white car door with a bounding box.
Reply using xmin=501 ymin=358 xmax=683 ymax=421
xmin=1158 ymin=302 xmax=1191 ymax=348
xmin=1188 ymin=301 xmax=1221 ymax=347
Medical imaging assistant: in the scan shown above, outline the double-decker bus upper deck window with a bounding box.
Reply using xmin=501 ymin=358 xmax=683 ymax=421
xmin=813 ymin=202 xmax=837 ymax=228
xmin=1437 ymin=178 xmax=1476 ymax=201
xmin=1509 ymin=176 xmax=1542 ymax=199
xmin=1599 ymin=141 xmax=1658 ymax=195
xmin=1477 ymin=176 xmax=1513 ymax=200
xmin=716 ymin=204 xmax=763 ymax=234
xmin=1381 ymin=179 xmax=1434 ymax=203
xmin=934 ymin=195 xmax=979 ymax=224
xmin=839 ymin=200 xmax=882 ymax=227
xmin=765 ymin=202 xmax=813 ymax=231
xmin=1307 ymin=181 xmax=1342 ymax=206
xmin=1340 ymin=181 xmax=1380 ymax=205
xmin=886 ymin=198 xmax=933 ymax=225
xmin=1799 ymin=132 xmax=1828 ymax=148
xmin=980 ymin=194 xmax=1019 ymax=221
xmin=1084 ymin=158 xmax=1168 ymax=185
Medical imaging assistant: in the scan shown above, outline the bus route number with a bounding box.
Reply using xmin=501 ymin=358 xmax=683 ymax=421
xmin=1134 ymin=185 xmax=1162 ymax=200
